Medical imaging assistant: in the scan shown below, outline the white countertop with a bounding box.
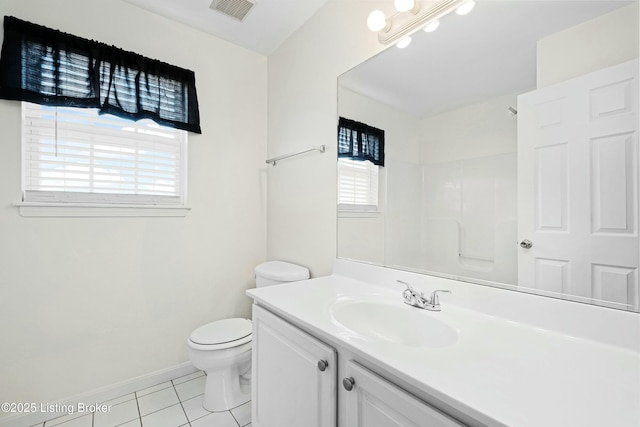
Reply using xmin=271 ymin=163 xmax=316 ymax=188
xmin=247 ymin=266 xmax=640 ymax=427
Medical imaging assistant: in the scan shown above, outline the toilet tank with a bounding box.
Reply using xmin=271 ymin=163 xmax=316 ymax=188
xmin=255 ymin=261 xmax=309 ymax=287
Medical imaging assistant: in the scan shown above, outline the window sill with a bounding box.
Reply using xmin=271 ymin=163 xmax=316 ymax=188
xmin=14 ymin=202 xmax=191 ymax=217
xmin=338 ymin=210 xmax=381 ymax=218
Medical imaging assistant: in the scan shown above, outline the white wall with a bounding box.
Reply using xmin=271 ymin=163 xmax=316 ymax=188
xmin=267 ymin=0 xmax=388 ymax=276
xmin=0 ymin=0 xmax=267 ymax=417
xmin=537 ymin=2 xmax=639 ymax=88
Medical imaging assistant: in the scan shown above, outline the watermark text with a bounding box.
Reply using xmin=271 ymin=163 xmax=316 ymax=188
xmin=1 ymin=402 xmax=112 ymax=415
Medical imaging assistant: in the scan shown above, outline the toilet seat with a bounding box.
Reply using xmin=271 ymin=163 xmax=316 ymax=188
xmin=189 ymin=318 xmax=252 ymax=350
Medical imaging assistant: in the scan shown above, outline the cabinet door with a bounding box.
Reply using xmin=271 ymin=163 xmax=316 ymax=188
xmin=344 ymin=361 xmax=464 ymax=427
xmin=252 ymin=305 xmax=337 ymax=427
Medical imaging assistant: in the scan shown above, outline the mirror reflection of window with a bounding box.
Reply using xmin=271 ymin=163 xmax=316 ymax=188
xmin=337 ymin=158 xmax=379 ymax=211
xmin=337 ymin=117 xmax=385 ymax=212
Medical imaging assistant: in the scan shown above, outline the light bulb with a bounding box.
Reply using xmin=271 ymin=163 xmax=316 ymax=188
xmin=423 ymin=20 xmax=440 ymax=32
xmin=396 ymin=37 xmax=412 ymax=49
xmin=367 ymin=10 xmax=387 ymax=32
xmin=394 ymin=0 xmax=415 ymax=13
xmin=456 ymin=0 xmax=475 ymax=15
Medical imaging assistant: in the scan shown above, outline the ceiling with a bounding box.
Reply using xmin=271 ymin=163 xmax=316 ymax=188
xmin=339 ymin=1 xmax=634 ymax=118
xmin=122 ymin=0 xmax=329 ymax=55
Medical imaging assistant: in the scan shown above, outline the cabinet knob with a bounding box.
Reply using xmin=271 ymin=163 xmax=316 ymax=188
xmin=317 ymin=360 xmax=329 ymax=372
xmin=343 ymin=377 xmax=355 ymax=391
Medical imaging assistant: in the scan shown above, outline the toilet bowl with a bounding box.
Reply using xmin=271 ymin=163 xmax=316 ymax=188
xmin=188 ymin=261 xmax=309 ymax=412
xmin=188 ymin=318 xmax=252 ymax=411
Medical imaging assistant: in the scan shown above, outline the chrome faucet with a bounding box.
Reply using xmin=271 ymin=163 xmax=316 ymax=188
xmin=397 ymin=280 xmax=451 ymax=312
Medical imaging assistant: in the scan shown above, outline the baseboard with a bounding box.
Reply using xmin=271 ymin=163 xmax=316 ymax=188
xmin=0 ymin=362 xmax=198 ymax=427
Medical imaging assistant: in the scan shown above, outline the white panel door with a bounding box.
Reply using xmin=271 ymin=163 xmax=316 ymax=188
xmin=343 ymin=361 xmax=464 ymax=427
xmin=518 ymin=59 xmax=639 ymax=310
xmin=252 ymin=305 xmax=337 ymax=427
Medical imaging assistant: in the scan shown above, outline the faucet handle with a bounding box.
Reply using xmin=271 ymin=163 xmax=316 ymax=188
xmin=397 ymin=280 xmax=416 ymax=305
xmin=396 ymin=280 xmax=414 ymax=292
xmin=429 ymin=289 xmax=452 ymax=306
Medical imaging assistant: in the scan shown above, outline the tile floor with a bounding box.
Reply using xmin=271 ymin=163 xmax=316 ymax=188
xmin=31 ymin=371 xmax=251 ymax=427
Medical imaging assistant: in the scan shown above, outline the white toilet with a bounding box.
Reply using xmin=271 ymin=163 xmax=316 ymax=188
xmin=187 ymin=261 xmax=310 ymax=412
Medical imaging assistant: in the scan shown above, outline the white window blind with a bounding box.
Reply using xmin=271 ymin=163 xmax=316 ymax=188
xmin=337 ymin=158 xmax=379 ymax=210
xmin=22 ymin=102 xmax=187 ymax=205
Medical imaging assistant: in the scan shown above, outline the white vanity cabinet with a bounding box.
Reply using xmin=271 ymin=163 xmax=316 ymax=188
xmin=252 ymin=305 xmax=337 ymax=427
xmin=252 ymin=304 xmax=465 ymax=427
xmin=344 ymin=361 xmax=464 ymax=427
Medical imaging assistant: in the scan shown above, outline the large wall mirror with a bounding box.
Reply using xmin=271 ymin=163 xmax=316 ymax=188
xmin=337 ymin=0 xmax=639 ymax=311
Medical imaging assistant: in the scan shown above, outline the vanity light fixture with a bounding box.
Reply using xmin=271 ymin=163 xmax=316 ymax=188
xmin=367 ymin=10 xmax=391 ymax=32
xmin=394 ymin=0 xmax=418 ymax=13
xmin=367 ymin=0 xmax=473 ymax=46
xmin=396 ymin=37 xmax=412 ymax=48
xmin=455 ymin=0 xmax=475 ymax=15
xmin=423 ymin=19 xmax=440 ymax=32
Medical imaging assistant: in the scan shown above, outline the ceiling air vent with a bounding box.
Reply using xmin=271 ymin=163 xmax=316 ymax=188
xmin=209 ymin=0 xmax=257 ymax=22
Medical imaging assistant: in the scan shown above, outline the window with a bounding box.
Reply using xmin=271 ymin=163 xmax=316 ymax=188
xmin=0 ymin=16 xmax=196 ymax=216
xmin=22 ymin=102 xmax=187 ymax=209
xmin=337 ymin=117 xmax=384 ymax=213
xmin=337 ymin=158 xmax=379 ymax=212
xmin=0 ymin=16 xmax=201 ymax=133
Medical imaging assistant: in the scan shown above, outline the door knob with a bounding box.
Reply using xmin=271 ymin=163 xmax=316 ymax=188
xmin=317 ymin=360 xmax=328 ymax=372
xmin=520 ymin=239 xmax=533 ymax=249
xmin=343 ymin=377 xmax=355 ymax=391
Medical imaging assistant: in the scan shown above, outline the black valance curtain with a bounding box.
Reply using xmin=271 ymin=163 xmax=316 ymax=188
xmin=338 ymin=117 xmax=385 ymax=166
xmin=0 ymin=16 xmax=201 ymax=133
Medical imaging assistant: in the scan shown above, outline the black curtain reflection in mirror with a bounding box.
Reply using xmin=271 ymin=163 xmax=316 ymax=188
xmin=338 ymin=117 xmax=385 ymax=166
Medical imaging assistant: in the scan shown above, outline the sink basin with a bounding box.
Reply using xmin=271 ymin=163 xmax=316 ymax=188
xmin=330 ymin=300 xmax=459 ymax=348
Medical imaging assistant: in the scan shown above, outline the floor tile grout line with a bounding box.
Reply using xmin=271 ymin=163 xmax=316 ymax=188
xmin=174 ymin=382 xmax=191 ymax=425
xmin=134 ymin=390 xmax=142 ymax=426
xmin=44 ymin=407 xmax=87 ymax=427
xmin=136 ymin=386 xmax=184 ymax=419
xmin=135 ymin=401 xmax=186 ymax=421
xmin=230 ymin=410 xmax=242 ymax=427
xmin=136 ymin=383 xmax=173 ymax=399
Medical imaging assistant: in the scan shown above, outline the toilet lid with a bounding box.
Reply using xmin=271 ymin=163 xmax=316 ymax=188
xmin=189 ymin=318 xmax=252 ymax=345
